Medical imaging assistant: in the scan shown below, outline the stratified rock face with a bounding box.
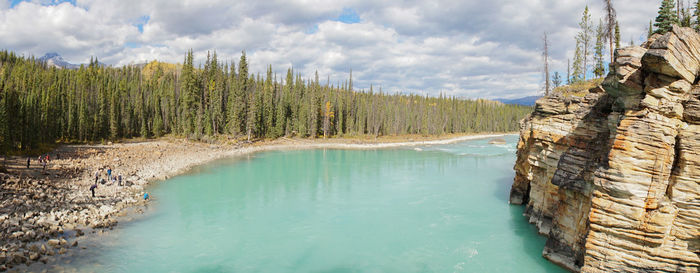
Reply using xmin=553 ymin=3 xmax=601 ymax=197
xmin=511 ymin=25 xmax=700 ymax=273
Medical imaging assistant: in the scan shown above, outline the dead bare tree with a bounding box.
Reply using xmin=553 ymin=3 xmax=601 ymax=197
xmin=603 ymin=0 xmax=617 ymax=63
xmin=543 ymin=32 xmax=550 ymax=95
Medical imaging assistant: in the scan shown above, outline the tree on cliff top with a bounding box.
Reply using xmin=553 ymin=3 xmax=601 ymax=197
xmin=575 ymin=5 xmax=593 ymax=81
xmin=694 ymin=0 xmax=700 ymax=32
xmin=655 ymin=0 xmax=679 ymax=34
xmin=552 ymin=72 xmax=562 ymax=88
xmin=680 ymin=1 xmax=692 ymax=27
xmin=615 ymin=21 xmax=621 ymax=48
xmin=572 ymin=40 xmax=584 ymax=83
xmin=543 ymin=32 xmax=550 ymax=95
xmin=594 ymin=20 xmax=607 ymax=78
xmin=602 ymin=0 xmax=617 ymax=63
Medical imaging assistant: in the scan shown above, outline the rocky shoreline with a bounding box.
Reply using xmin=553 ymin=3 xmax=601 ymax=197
xmin=0 ymin=133 xmax=509 ymax=271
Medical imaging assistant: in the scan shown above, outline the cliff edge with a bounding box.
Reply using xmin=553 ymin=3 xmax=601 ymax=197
xmin=510 ymin=25 xmax=700 ymax=272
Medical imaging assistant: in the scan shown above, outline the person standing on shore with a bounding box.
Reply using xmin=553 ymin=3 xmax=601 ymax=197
xmin=107 ymin=167 xmax=112 ymax=181
xmin=26 ymin=157 xmax=30 ymax=168
xmin=118 ymin=174 xmax=123 ymax=186
xmin=90 ymin=183 xmax=97 ymax=198
xmin=95 ymin=170 xmax=100 ymax=184
xmin=42 ymin=159 xmax=46 ymax=171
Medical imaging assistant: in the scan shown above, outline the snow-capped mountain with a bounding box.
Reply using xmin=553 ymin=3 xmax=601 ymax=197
xmin=38 ymin=52 xmax=81 ymax=69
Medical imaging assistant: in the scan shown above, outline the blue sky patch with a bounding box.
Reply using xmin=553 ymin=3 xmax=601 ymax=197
xmin=10 ymin=0 xmax=76 ymax=8
xmin=134 ymin=15 xmax=150 ymax=33
xmin=125 ymin=42 xmax=142 ymax=49
xmin=336 ymin=8 xmax=360 ymax=24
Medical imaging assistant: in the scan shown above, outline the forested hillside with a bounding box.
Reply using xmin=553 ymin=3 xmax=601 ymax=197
xmin=0 ymin=50 xmax=532 ymax=152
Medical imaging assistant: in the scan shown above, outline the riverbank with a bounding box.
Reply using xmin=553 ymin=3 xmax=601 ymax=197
xmin=0 ymin=133 xmax=512 ymax=271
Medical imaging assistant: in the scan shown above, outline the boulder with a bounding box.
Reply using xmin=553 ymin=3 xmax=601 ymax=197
xmin=10 ymin=231 xmax=24 ymax=239
xmin=10 ymin=252 xmax=26 ymax=264
xmin=535 ymin=95 xmax=568 ymax=115
xmin=642 ymin=25 xmax=700 ymax=82
xmin=603 ymin=46 xmax=649 ymax=110
xmin=28 ymin=252 xmax=39 ymax=261
xmin=47 ymin=239 xmax=60 ymax=247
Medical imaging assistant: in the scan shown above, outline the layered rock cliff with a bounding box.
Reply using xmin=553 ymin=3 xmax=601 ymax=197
xmin=510 ymin=25 xmax=700 ymax=272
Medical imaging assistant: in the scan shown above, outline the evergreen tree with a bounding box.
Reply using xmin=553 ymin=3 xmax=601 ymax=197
xmin=615 ymin=21 xmax=621 ymax=48
xmin=682 ymin=4 xmax=692 ymax=27
xmin=576 ymin=5 xmax=594 ymax=81
xmin=227 ymin=51 xmax=249 ymax=136
xmin=263 ymin=65 xmax=275 ymax=138
xmin=225 ymin=60 xmax=238 ymax=135
xmin=273 ymin=68 xmax=293 ymax=137
xmin=572 ymin=40 xmax=584 ymax=83
xmin=245 ymin=74 xmax=258 ymax=141
xmin=594 ymin=20 xmax=607 ymax=78
xmin=649 ymin=20 xmax=654 ymax=38
xmin=109 ymin=79 xmax=122 ymax=139
xmin=552 ymin=72 xmax=562 ymax=87
xmin=695 ymin=0 xmax=700 ymax=31
xmin=153 ymin=97 xmax=164 ymax=137
xmin=655 ymin=0 xmax=679 ymax=34
xmin=180 ymin=50 xmax=197 ymax=137
xmin=0 ymin=92 xmax=9 ymax=156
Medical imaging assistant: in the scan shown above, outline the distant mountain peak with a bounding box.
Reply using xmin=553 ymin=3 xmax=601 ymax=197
xmin=42 ymin=52 xmax=60 ymax=59
xmin=38 ymin=52 xmax=79 ymax=69
xmin=494 ymin=95 xmax=541 ymax=106
xmin=38 ymin=52 xmax=108 ymax=69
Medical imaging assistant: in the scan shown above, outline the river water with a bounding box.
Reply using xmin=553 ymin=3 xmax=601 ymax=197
xmin=35 ymin=135 xmax=565 ymax=272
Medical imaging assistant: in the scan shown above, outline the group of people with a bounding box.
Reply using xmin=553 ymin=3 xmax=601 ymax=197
xmin=27 ymin=154 xmax=54 ymax=171
xmin=90 ymin=166 xmax=123 ymax=197
xmin=89 ymin=167 xmax=150 ymax=201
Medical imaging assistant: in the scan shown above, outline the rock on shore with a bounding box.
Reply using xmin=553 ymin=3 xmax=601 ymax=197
xmin=510 ymin=26 xmax=700 ymax=272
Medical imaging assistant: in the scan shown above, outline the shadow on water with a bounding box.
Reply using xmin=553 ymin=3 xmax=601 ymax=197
xmin=508 ymin=206 xmax=567 ymax=273
xmin=493 ymin=176 xmax=515 ymax=203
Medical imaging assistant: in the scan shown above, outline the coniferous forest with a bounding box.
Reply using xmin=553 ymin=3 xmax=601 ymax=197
xmin=0 ymin=49 xmax=532 ymax=152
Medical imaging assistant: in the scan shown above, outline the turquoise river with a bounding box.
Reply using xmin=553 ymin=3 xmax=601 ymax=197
xmin=32 ymin=135 xmax=566 ymax=272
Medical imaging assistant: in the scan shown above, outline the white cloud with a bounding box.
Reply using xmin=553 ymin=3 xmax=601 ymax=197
xmin=0 ymin=0 xmax=663 ymax=99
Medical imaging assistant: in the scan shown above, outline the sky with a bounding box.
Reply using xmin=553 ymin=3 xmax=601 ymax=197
xmin=0 ymin=0 xmax=662 ymax=99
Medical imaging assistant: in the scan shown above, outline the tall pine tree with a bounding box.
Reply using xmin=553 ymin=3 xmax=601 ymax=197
xmin=576 ymin=5 xmax=593 ymax=81
xmin=655 ymin=0 xmax=679 ymax=34
xmin=593 ymin=20 xmax=607 ymax=78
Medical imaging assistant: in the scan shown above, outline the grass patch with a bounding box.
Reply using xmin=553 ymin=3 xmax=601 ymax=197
xmin=553 ymin=77 xmax=604 ymax=97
